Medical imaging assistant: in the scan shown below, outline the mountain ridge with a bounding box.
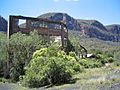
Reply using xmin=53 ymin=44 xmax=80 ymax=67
xmin=38 ymin=12 xmax=120 ymax=42
xmin=0 ymin=13 xmax=120 ymax=42
xmin=0 ymin=16 xmax=7 ymax=32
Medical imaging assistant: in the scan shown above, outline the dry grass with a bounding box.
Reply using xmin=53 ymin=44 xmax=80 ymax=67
xmin=48 ymin=64 xmax=120 ymax=90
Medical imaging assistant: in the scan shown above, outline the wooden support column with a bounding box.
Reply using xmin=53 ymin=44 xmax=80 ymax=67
xmin=26 ymin=19 xmax=31 ymax=31
xmin=47 ymin=22 xmax=50 ymax=46
xmin=61 ymin=24 xmax=64 ymax=48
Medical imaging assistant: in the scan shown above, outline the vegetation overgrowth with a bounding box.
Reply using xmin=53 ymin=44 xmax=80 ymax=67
xmin=0 ymin=31 xmax=119 ymax=88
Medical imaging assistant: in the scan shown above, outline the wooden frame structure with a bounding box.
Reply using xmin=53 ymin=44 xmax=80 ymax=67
xmin=8 ymin=15 xmax=68 ymax=48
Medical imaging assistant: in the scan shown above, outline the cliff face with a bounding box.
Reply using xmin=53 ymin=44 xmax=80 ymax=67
xmin=0 ymin=16 xmax=7 ymax=32
xmin=38 ymin=12 xmax=120 ymax=42
xmin=106 ymin=24 xmax=120 ymax=34
xmin=1 ymin=13 xmax=120 ymax=42
xmin=77 ymin=19 xmax=120 ymax=41
xmin=38 ymin=13 xmax=81 ymax=30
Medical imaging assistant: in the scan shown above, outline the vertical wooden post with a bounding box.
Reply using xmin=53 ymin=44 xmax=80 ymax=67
xmin=47 ymin=22 xmax=50 ymax=46
xmin=7 ymin=16 xmax=10 ymax=39
xmin=61 ymin=24 xmax=64 ymax=49
xmin=4 ymin=16 xmax=10 ymax=78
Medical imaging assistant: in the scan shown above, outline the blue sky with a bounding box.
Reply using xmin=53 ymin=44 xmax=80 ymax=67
xmin=0 ymin=0 xmax=120 ymax=25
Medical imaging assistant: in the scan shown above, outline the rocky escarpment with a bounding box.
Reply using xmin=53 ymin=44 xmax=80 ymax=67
xmin=1 ymin=13 xmax=120 ymax=42
xmin=39 ymin=12 xmax=120 ymax=42
xmin=77 ymin=19 xmax=120 ymax=42
xmin=106 ymin=24 xmax=120 ymax=34
xmin=0 ymin=16 xmax=7 ymax=32
xmin=38 ymin=13 xmax=81 ymax=30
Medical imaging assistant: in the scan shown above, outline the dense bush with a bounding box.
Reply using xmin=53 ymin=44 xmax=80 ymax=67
xmin=22 ymin=46 xmax=83 ymax=87
xmin=0 ymin=32 xmax=8 ymax=77
xmin=78 ymin=51 xmax=114 ymax=69
xmin=114 ymin=51 xmax=120 ymax=66
xmin=10 ymin=31 xmax=48 ymax=82
xmin=7 ymin=31 xmax=47 ymax=82
xmin=0 ymin=30 xmax=117 ymax=85
xmin=96 ymin=53 xmax=114 ymax=64
xmin=79 ymin=59 xmax=103 ymax=68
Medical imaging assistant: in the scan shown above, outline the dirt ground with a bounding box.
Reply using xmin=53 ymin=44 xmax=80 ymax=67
xmin=0 ymin=65 xmax=120 ymax=90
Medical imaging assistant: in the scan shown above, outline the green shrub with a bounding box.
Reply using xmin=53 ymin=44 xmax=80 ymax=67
xmin=78 ymin=52 xmax=115 ymax=69
xmin=8 ymin=31 xmax=47 ymax=82
xmin=114 ymin=51 xmax=120 ymax=65
xmin=107 ymin=57 xmax=114 ymax=63
xmin=0 ymin=32 xmax=8 ymax=77
xmin=79 ymin=58 xmax=103 ymax=68
xmin=96 ymin=53 xmax=114 ymax=64
xmin=22 ymin=46 xmax=83 ymax=87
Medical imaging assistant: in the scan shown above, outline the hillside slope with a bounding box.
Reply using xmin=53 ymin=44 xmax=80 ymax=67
xmin=77 ymin=19 xmax=120 ymax=41
xmin=0 ymin=16 xmax=7 ymax=32
xmin=106 ymin=24 xmax=120 ymax=34
xmin=38 ymin=13 xmax=81 ymax=30
xmin=1 ymin=13 xmax=120 ymax=42
xmin=69 ymin=30 xmax=120 ymax=52
xmin=39 ymin=12 xmax=120 ymax=42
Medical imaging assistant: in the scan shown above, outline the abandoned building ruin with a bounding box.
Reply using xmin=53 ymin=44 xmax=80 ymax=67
xmin=8 ymin=15 xmax=68 ymax=48
xmin=8 ymin=15 xmax=88 ymax=57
